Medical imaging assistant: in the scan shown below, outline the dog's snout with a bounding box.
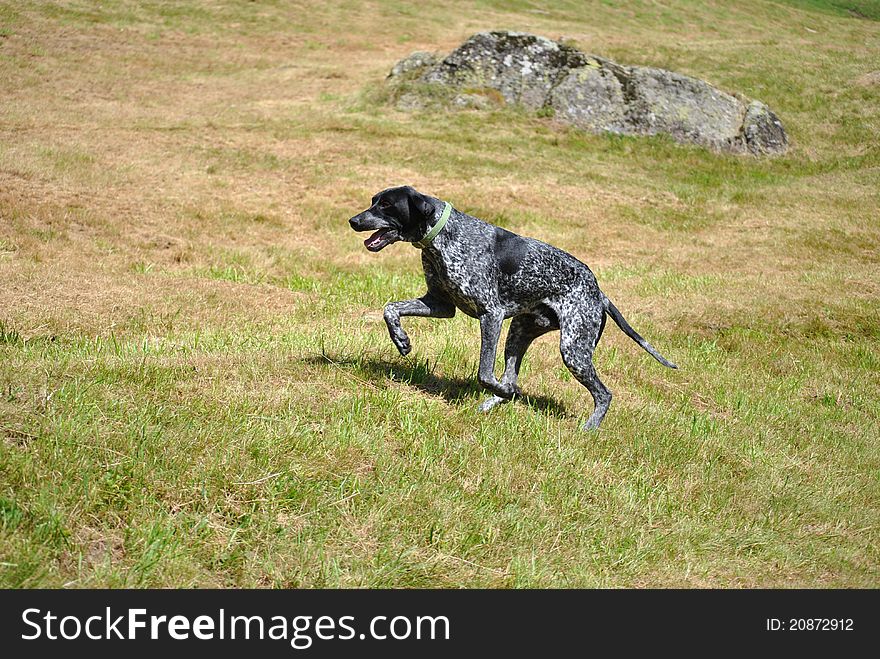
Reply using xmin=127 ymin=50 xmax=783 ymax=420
xmin=349 ymin=214 xmax=362 ymax=230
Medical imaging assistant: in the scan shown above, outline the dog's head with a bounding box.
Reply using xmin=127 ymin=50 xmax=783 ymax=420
xmin=348 ymin=186 xmax=435 ymax=252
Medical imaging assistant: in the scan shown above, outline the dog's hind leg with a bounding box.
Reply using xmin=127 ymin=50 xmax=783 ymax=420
xmin=384 ymin=293 xmax=455 ymax=356
xmin=479 ymin=314 xmax=554 ymax=412
xmin=559 ymin=310 xmax=612 ymax=431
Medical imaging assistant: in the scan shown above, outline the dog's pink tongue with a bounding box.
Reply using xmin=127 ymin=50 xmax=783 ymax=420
xmin=364 ymin=229 xmax=386 ymax=249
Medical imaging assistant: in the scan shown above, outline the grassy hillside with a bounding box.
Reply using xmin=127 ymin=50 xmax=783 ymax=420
xmin=1 ymin=0 xmax=878 ymax=587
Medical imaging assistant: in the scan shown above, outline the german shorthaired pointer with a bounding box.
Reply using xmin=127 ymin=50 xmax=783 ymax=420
xmin=348 ymin=186 xmax=677 ymax=430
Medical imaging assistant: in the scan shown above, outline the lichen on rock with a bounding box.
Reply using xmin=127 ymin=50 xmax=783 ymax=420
xmin=388 ymin=51 xmax=438 ymax=79
xmin=387 ymin=31 xmax=788 ymax=155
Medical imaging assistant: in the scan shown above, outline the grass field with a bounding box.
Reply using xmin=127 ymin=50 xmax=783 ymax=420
xmin=1 ymin=0 xmax=878 ymax=588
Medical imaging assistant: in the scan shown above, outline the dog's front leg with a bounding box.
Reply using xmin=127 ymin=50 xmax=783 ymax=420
xmin=384 ymin=294 xmax=455 ymax=356
xmin=477 ymin=311 xmax=516 ymax=399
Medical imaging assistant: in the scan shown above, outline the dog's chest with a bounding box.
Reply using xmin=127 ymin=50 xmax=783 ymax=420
xmin=421 ymin=250 xmax=492 ymax=317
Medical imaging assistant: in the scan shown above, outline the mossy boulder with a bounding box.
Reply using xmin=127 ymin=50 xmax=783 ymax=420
xmin=388 ymin=31 xmax=788 ymax=155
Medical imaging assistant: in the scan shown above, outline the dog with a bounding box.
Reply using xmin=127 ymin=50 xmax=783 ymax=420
xmin=348 ymin=185 xmax=677 ymax=430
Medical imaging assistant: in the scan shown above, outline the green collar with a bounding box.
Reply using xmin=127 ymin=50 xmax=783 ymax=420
xmin=414 ymin=202 xmax=451 ymax=249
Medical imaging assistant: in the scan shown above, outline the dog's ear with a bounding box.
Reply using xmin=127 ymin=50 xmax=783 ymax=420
xmin=405 ymin=187 xmax=434 ymax=221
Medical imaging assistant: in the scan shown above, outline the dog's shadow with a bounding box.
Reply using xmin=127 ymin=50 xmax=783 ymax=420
xmin=301 ymin=352 xmax=568 ymax=417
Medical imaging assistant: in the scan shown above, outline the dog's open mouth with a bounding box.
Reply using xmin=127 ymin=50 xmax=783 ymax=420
xmin=364 ymin=228 xmax=395 ymax=252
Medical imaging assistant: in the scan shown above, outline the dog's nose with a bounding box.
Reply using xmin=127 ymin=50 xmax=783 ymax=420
xmin=349 ymin=215 xmax=361 ymax=230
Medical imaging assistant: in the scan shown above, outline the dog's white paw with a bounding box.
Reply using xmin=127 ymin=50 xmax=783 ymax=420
xmin=478 ymin=396 xmax=506 ymax=413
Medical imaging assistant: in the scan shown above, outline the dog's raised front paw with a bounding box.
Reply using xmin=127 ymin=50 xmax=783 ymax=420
xmin=391 ymin=331 xmax=411 ymax=356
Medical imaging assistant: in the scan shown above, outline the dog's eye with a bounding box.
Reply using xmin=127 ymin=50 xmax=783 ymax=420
xmin=378 ymin=200 xmax=391 ymax=211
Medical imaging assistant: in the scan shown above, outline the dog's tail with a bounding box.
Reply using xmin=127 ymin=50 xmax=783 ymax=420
xmin=603 ymin=297 xmax=678 ymax=369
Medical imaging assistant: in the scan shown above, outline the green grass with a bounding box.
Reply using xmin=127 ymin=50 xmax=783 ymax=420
xmin=778 ymin=0 xmax=880 ymax=20
xmin=0 ymin=0 xmax=878 ymax=587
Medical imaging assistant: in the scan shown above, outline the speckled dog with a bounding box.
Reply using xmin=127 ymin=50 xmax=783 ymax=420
xmin=348 ymin=186 xmax=677 ymax=430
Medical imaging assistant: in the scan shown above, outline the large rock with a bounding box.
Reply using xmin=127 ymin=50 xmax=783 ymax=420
xmin=388 ymin=31 xmax=788 ymax=155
